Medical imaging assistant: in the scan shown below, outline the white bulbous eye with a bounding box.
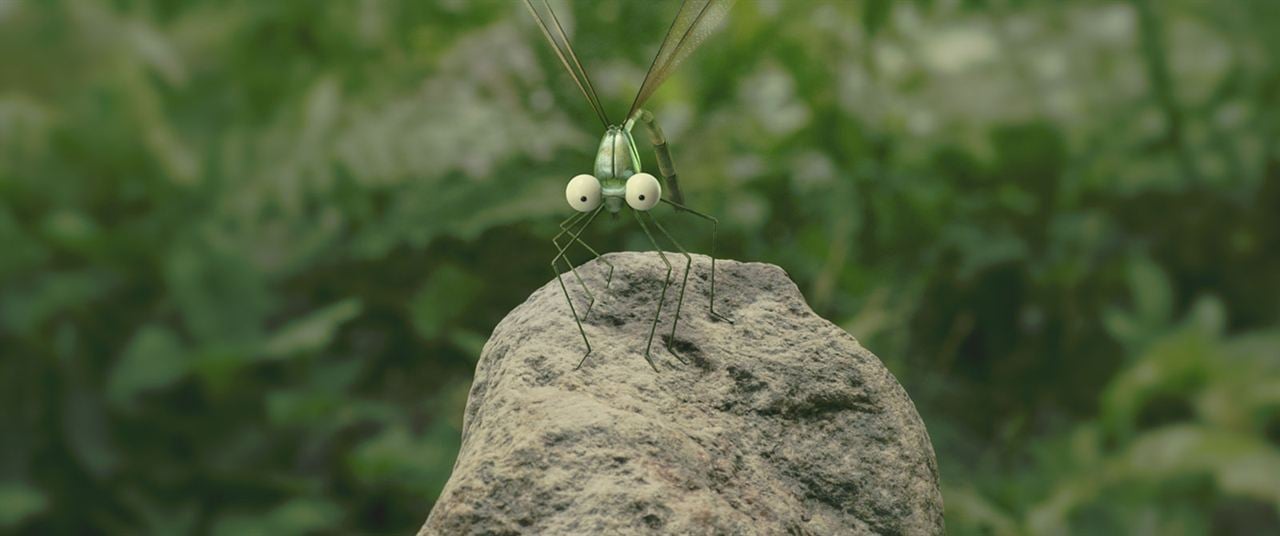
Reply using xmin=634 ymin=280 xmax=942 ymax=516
xmin=565 ymin=174 xmax=602 ymax=212
xmin=625 ymin=173 xmax=661 ymax=211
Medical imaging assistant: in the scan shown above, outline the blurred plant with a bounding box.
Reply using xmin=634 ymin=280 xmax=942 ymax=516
xmin=1 ymin=0 xmax=1276 ymax=533
xmin=948 ymin=259 xmax=1280 ymax=534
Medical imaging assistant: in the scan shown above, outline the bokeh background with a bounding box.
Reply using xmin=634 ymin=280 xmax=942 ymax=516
xmin=2 ymin=0 xmax=1278 ymax=533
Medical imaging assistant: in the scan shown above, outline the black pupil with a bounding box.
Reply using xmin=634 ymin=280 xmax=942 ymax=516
xmin=580 ymin=196 xmax=587 ymax=202
xmin=638 ymin=195 xmax=645 ymax=201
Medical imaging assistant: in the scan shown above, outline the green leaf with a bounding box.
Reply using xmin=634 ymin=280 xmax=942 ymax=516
xmin=942 ymin=485 xmax=1019 ymax=536
xmin=264 ymin=359 xmax=368 ymax=429
xmin=267 ymin=390 xmax=340 ymax=428
xmin=63 ymin=380 xmax=119 ymax=478
xmin=1102 ymin=306 xmax=1141 ymax=346
xmin=1101 ymin=330 xmax=1212 ymax=434
xmin=409 ymin=265 xmax=479 ymax=341
xmin=0 ymin=206 xmax=49 ymax=279
xmin=1128 ymin=256 xmax=1172 ymax=327
xmin=211 ymin=498 xmax=342 ymax=536
xmin=120 ymin=492 xmax=200 ymax=535
xmin=348 ymin=423 xmax=460 ymax=499
xmin=0 ymin=270 xmax=114 ymax=336
xmin=863 ymin=0 xmax=893 ymax=35
xmin=40 ymin=209 xmax=98 ymax=252
xmin=448 ymin=329 xmax=487 ymax=360
xmin=108 ymin=325 xmax=188 ymax=409
xmin=1120 ymin=425 xmax=1280 ymax=504
xmin=262 ymin=299 xmax=362 ymax=360
xmin=164 ymin=244 xmax=269 ymax=345
xmin=1183 ymin=295 xmax=1225 ymax=338
xmin=0 ymin=482 xmax=47 ymax=529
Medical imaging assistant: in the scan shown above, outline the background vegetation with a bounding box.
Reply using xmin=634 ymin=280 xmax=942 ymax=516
xmin=2 ymin=0 xmax=1278 ymax=533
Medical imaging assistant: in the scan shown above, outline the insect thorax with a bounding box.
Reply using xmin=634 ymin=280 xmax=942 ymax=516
xmin=594 ymin=126 xmax=642 ymax=188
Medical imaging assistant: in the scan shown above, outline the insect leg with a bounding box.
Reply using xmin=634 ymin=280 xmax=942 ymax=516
xmin=629 ymin=109 xmax=685 ymax=206
xmin=550 ymin=207 xmax=605 ymax=369
xmin=552 ymin=212 xmax=600 ymax=319
xmin=557 ymin=216 xmax=615 ymax=318
xmin=661 ymin=198 xmax=734 ymax=324
xmin=644 ymin=212 xmax=692 ymax=364
xmin=633 ymin=210 xmax=672 ymax=371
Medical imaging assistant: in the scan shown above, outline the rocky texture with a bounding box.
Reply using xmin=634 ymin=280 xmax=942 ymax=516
xmin=420 ymin=252 xmax=942 ymax=535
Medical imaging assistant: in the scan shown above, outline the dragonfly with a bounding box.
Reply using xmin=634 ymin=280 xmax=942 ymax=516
xmin=522 ymin=0 xmax=736 ymax=371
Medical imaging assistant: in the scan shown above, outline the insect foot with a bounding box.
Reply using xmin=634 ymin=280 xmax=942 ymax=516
xmin=420 ymin=252 xmax=943 ymax=535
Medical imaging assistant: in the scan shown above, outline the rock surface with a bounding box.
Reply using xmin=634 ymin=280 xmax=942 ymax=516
xmin=420 ymin=252 xmax=943 ymax=535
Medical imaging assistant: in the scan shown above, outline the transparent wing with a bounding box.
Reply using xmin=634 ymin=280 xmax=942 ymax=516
xmin=627 ymin=0 xmax=736 ymax=120
xmin=522 ymin=0 xmax=610 ymax=126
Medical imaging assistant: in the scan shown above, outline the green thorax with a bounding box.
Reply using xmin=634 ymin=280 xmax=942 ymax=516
xmin=594 ymin=126 xmax=642 ymax=214
xmin=595 ymin=126 xmax=643 ymax=185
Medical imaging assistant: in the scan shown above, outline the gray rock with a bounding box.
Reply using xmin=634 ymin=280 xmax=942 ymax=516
xmin=420 ymin=252 xmax=942 ymax=535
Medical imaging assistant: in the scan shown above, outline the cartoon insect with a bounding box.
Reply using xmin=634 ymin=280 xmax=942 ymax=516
xmin=522 ymin=0 xmax=736 ymax=370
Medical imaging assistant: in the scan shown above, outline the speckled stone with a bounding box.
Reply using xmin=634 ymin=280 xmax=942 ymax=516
xmin=420 ymin=252 xmax=943 ymax=535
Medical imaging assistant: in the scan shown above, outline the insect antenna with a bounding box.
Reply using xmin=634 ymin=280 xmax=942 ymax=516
xmin=522 ymin=0 xmax=611 ymax=127
xmin=543 ymin=0 xmax=610 ymax=126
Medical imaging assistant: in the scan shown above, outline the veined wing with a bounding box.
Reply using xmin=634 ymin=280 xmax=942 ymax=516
xmin=522 ymin=0 xmax=611 ymax=126
xmin=627 ymin=0 xmax=736 ymax=120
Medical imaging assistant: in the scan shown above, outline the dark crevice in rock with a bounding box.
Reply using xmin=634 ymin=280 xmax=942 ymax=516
xmin=728 ymin=365 xmax=768 ymax=393
xmin=664 ymin=334 xmax=710 ymax=370
xmin=595 ymin=311 xmax=627 ymax=327
xmin=788 ymin=391 xmax=880 ymax=418
xmin=642 ymin=513 xmax=663 ymax=529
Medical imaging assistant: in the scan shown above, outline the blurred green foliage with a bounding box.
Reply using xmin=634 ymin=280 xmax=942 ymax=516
xmin=2 ymin=0 xmax=1278 ymax=533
